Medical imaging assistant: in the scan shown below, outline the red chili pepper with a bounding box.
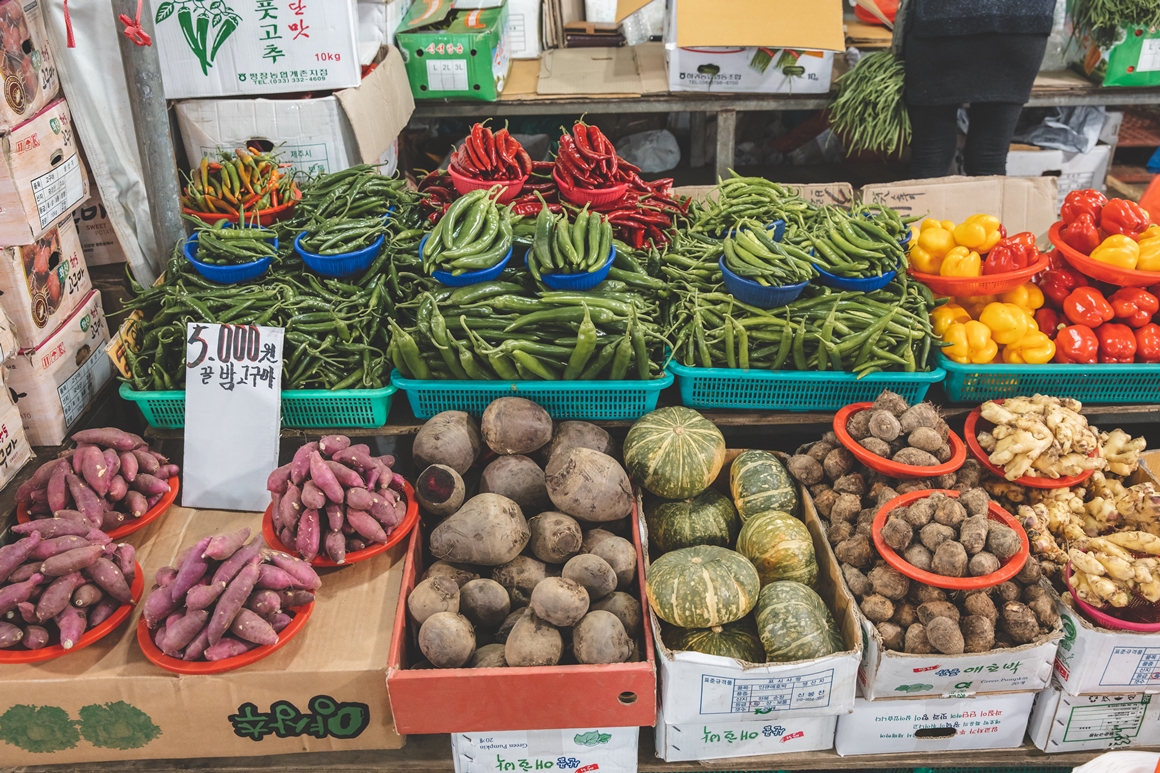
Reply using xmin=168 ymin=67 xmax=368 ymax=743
xmin=572 ymin=123 xmax=602 ymax=164
xmin=1109 ymin=287 xmax=1160 ymax=328
xmin=982 ymin=233 xmax=1037 ymax=275
xmin=1063 ymin=286 xmax=1115 ymax=327
xmin=1101 ymin=198 xmax=1151 ymax=240
xmin=1060 ymin=212 xmax=1102 ymax=254
xmin=628 ymin=227 xmax=644 ymax=249
xmin=1035 ymin=308 xmax=1063 ymax=339
xmin=514 ymin=145 xmax=532 ymax=177
xmin=531 ymin=160 xmax=554 ymax=174
xmin=1054 ymin=325 xmax=1099 ymax=364
xmin=469 ymin=124 xmax=489 ymax=169
xmin=1096 ymin=322 xmax=1137 ymax=363
xmin=555 ymin=162 xmax=575 ymax=189
xmin=1040 ymin=267 xmax=1089 ymax=308
xmin=1060 ymin=189 xmax=1107 ymax=226
xmin=483 ymin=126 xmax=498 ymax=171
xmin=1136 ymin=323 xmax=1160 ymax=363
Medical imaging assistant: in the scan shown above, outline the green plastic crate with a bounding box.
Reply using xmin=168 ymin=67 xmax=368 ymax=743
xmin=940 ymin=352 xmax=1160 ymax=404
xmin=119 ymin=383 xmax=396 ymax=429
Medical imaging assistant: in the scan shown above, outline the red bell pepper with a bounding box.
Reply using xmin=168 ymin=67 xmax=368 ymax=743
xmin=1109 ymin=287 xmax=1160 ymax=328
xmin=1060 ymin=189 xmax=1107 ymax=226
xmin=1054 ymin=325 xmax=1099 ymax=364
xmin=1035 ymin=307 xmax=1064 ymax=339
xmin=1100 ymin=198 xmax=1151 ymax=240
xmin=1063 ymin=286 xmax=1114 ymax=327
xmin=982 ymin=232 xmax=1037 ymax=275
xmin=1060 ymin=213 xmax=1102 ymax=255
xmin=1039 ymin=267 xmax=1088 ymax=308
xmin=1096 ymin=323 xmax=1138 ymax=363
xmin=1135 ymin=324 xmax=1160 ymax=363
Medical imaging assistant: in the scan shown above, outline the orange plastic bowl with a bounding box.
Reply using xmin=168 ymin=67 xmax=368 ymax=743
xmin=138 ymin=600 xmax=314 ymax=675
xmin=907 ymin=253 xmax=1049 ymax=297
xmin=17 ymin=477 xmax=180 ymax=540
xmin=262 ymin=480 xmax=418 ymax=568
xmin=1049 ymin=221 xmax=1160 ymax=288
xmin=0 ymin=563 xmax=143 ymax=664
xmin=963 ymin=401 xmax=1095 ymax=489
xmin=833 ymin=403 xmax=966 ymax=478
xmin=182 ymin=184 xmax=301 ymax=227
xmin=874 ymin=490 xmax=1029 ymax=590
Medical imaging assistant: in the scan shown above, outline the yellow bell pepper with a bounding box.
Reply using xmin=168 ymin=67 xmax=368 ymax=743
xmin=943 ymin=321 xmax=998 ymax=364
xmin=931 ymin=303 xmax=971 ymax=337
xmin=979 ymin=302 xmax=1032 ymax=345
xmin=955 ymin=294 xmax=998 ymax=319
xmin=939 ymin=246 xmax=982 ymax=277
xmin=999 ymin=282 xmax=1045 ymax=313
xmin=1137 ymin=236 xmax=1160 ymax=272
xmin=910 ymin=219 xmax=958 ymax=274
xmin=1090 ymin=234 xmax=1140 ymax=270
xmin=1002 ymin=330 xmax=1056 ymax=364
xmin=1141 ymin=225 xmax=1160 ymax=241
xmin=952 ymin=214 xmax=1003 ymax=253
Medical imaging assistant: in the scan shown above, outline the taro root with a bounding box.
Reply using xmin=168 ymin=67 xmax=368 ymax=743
xmin=833 ymin=473 xmax=866 ymax=497
xmin=899 ymin=403 xmax=940 ymax=434
xmin=963 ymin=591 xmax=998 ymax=624
xmin=903 ymin=498 xmax=935 ymax=528
xmin=933 ymin=499 xmax=967 ymax=529
xmin=904 ymin=623 xmax=932 ymax=654
xmin=919 ymin=523 xmax=955 ymax=551
xmin=873 ymin=391 xmax=909 ymax=417
xmin=860 ymin=594 xmax=895 ymax=623
xmin=932 ymin=541 xmax=968 ymax=577
xmin=881 ymin=518 xmax=913 ymax=552
xmin=904 ymin=544 xmax=933 ymax=572
xmin=846 ymin=410 xmax=873 ymax=440
xmin=987 ymin=525 xmax=1022 ymax=561
xmin=860 ymin=438 xmax=892 ymax=457
xmin=868 ymin=565 xmax=910 ymax=601
xmin=992 ymin=582 xmax=1020 ymax=603
xmin=834 ymin=534 xmax=873 ymax=570
xmin=909 ymin=583 xmax=946 ymax=605
xmin=1022 ymin=584 xmax=1060 ymax=628
xmin=823 ymin=448 xmax=856 ymax=481
xmin=830 ymin=493 xmax=862 ymax=523
xmin=962 ymin=615 xmax=995 ymax=653
xmin=868 ymin=411 xmax=901 ymax=442
xmin=892 ymin=602 xmax=918 ymax=629
xmin=828 ymin=521 xmax=854 ymax=546
xmin=917 ymin=600 xmax=960 ymax=625
xmin=1000 ymin=601 xmax=1039 ymax=644
xmin=959 ymin=488 xmax=990 ymax=519
xmin=842 ymin=564 xmax=872 ymax=597
xmin=968 ymin=552 xmax=1001 ymax=577
xmin=1016 ymin=556 xmax=1043 ymax=585
xmin=959 ymin=516 xmax=991 ymax=555
xmin=878 ymin=621 xmax=904 ymax=650
xmin=787 ymin=455 xmax=824 ymax=486
xmin=926 ymin=616 xmax=965 ymax=655
xmin=893 ymin=448 xmax=939 ymax=467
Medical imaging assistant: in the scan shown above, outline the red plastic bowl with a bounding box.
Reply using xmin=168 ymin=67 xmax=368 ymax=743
xmin=1049 ymin=221 xmax=1160 ymax=288
xmin=874 ymin=490 xmax=1029 ymax=590
xmin=907 ymin=253 xmax=1049 ymax=297
xmin=448 ymin=164 xmax=526 ymax=204
xmin=833 ymin=403 xmax=966 ymax=478
xmin=0 ymin=563 xmax=143 ymax=664
xmin=262 ymin=479 xmax=418 ymax=568
xmin=16 ymin=477 xmax=180 ymax=540
xmin=137 ymin=600 xmax=314 ymax=675
xmin=182 ymin=183 xmax=301 ymax=227
xmin=963 ymin=401 xmax=1095 ymax=489
xmin=1065 ymin=562 xmax=1160 ymax=632
xmin=553 ymin=168 xmax=627 ymax=207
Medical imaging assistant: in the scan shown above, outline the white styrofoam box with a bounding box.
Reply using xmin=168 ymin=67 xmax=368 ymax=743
xmin=653 ymin=704 xmax=835 ymax=762
xmin=0 ymin=216 xmax=91 ymax=351
xmin=1007 ymin=144 xmax=1112 ymax=209
xmin=1053 ymin=600 xmax=1160 ymax=696
xmin=1030 ymin=686 xmax=1160 ymax=754
xmin=359 ymin=0 xmax=415 ymax=60
xmin=585 ymin=0 xmax=617 ymax=23
xmin=451 ymin=727 xmax=638 ymax=773
xmin=71 ymin=191 xmax=126 ymax=267
xmin=155 ymin=0 xmax=361 ymax=98
xmin=834 ymin=693 xmax=1036 ymax=757
xmin=0 ymin=379 xmax=32 ymax=489
xmin=508 ymin=0 xmax=542 ymax=59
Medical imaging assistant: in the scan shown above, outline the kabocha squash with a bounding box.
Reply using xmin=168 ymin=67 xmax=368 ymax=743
xmin=755 ymin=581 xmax=840 ymax=663
xmin=665 ymin=618 xmax=764 ymax=662
xmin=644 ymin=489 xmax=740 ymax=553
xmin=730 ymin=450 xmax=799 ymax=521
xmin=624 ymin=407 xmax=726 ymax=500
xmin=736 ymin=511 xmax=818 ymax=586
xmin=646 ymin=545 xmax=760 ymax=628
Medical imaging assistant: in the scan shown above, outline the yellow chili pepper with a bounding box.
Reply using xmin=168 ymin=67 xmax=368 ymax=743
xmin=955 ymin=294 xmax=998 ymax=319
xmin=979 ymin=302 xmax=1031 ymax=345
xmin=952 ymin=214 xmax=1003 ymax=253
xmin=1090 ymin=234 xmax=1141 ymax=270
xmin=909 ymin=219 xmax=958 ymax=274
xmin=931 ymin=303 xmax=971 ymax=337
xmin=999 ymin=282 xmax=1045 ymax=313
xmin=1002 ymin=330 xmax=1056 ymax=364
xmin=943 ymin=321 xmax=998 ymax=364
xmin=939 ymin=246 xmax=982 ymax=277
xmin=1137 ymin=236 xmax=1160 ymax=272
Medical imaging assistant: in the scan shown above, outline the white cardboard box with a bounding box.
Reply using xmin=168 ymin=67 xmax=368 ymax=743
xmin=4 ymin=289 xmax=111 ymax=446
xmin=1007 ymin=144 xmax=1112 ymax=210
xmin=71 ymin=191 xmax=126 ymax=267
xmin=1030 ymin=686 xmax=1160 ymax=754
xmin=507 ymin=0 xmax=542 ymax=59
xmin=653 ymin=705 xmax=835 ymax=762
xmin=0 ymin=0 xmax=60 ymax=132
xmin=155 ymin=0 xmax=362 ymax=99
xmin=175 ymin=47 xmax=414 ymax=177
xmin=834 ymin=693 xmax=1036 ymax=757
xmin=0 ymin=380 xmax=32 ymax=489
xmin=358 ymin=0 xmax=414 ymax=60
xmin=451 ymin=727 xmax=638 ymax=773
xmin=1053 ymin=600 xmax=1160 ymax=696
xmin=0 ymin=216 xmax=91 ymax=350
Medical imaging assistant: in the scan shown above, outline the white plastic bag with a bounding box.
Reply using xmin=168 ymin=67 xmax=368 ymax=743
xmin=616 ymin=129 xmax=680 ymax=173
xmin=1073 ymin=752 xmax=1160 ymax=773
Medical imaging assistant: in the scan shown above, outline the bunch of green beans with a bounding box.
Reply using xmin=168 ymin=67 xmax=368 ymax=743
xmin=688 ymin=173 xmax=813 ymax=236
xmin=1071 ymin=0 xmax=1160 ymax=48
xmin=828 ymin=51 xmax=910 ymax=156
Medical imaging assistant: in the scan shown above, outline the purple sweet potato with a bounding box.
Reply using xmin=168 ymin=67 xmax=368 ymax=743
xmin=158 ymin=464 xmax=179 ymax=480
xmin=309 ymin=451 xmax=344 ymax=503
xmin=163 ymin=609 xmax=208 ymax=655
xmin=87 ymin=557 xmax=132 ymax=604
xmin=278 ymin=484 xmax=302 ymax=531
xmin=100 ymin=510 xmax=126 ymax=531
xmin=40 ymin=545 xmax=103 ymax=577
xmin=267 ymin=463 xmax=292 ymax=494
xmin=53 ymin=510 xmax=89 ymax=524
xmin=207 ymin=561 xmax=260 ymax=645
xmin=183 ymin=627 xmax=211 ymax=661
xmin=8 ymin=563 xmax=39 ymax=583
xmin=56 ymin=606 xmax=86 ymax=649
xmin=169 ymin=537 xmax=211 ymax=602
xmin=185 ymin=581 xmax=225 ymax=611
xmin=204 ymin=528 xmax=251 ymax=561
xmin=115 ymin=544 xmax=135 ymax=579
xmin=16 ymin=601 xmax=36 ymax=623
xmin=247 ymin=589 xmax=282 ymax=619
xmin=0 ymin=533 xmax=41 ymax=582
xmin=72 ymin=583 xmax=103 ymax=607
xmin=29 ymin=488 xmax=48 ymax=505
xmin=125 ymin=491 xmax=148 ymax=519
xmin=153 ymin=624 xmax=168 ymax=652
xmin=325 ymin=531 xmax=346 ymax=564
xmin=17 ymin=458 xmax=70 ymax=505
xmin=155 ymin=566 xmax=177 ymax=587
xmin=269 ymin=613 xmax=292 ymax=633
xmin=365 ymin=467 xmax=380 ymax=491
xmin=256 ymin=564 xmax=296 ymax=591
xmin=79 ymin=445 xmax=111 ymax=498
xmin=0 ymin=621 xmax=23 ymax=648
xmin=36 ymin=572 xmax=85 ymax=621
xmin=31 ymin=535 xmax=91 ymax=561
xmin=119 ymin=451 xmax=138 ymax=483
xmin=278 ymin=527 xmax=295 ymax=551
xmin=268 ymin=553 xmax=322 ymax=590
xmin=142 ymin=585 xmax=180 ymax=628
xmin=319 ymin=435 xmax=351 ymax=456
xmin=332 ymin=446 xmax=376 ymax=471
xmin=131 ymin=448 xmax=160 ymax=475
xmin=301 ymin=481 xmax=326 ymax=510
xmin=12 ymin=518 xmax=89 ymax=539
xmin=277 ymin=590 xmax=314 ymax=608
xmin=103 ymin=448 xmax=121 ymax=479
xmin=346 ymin=510 xmax=387 ymax=544
xmin=230 ymin=609 xmax=278 ymax=645
xmin=23 ymin=625 xmax=48 ymax=649
xmin=72 ymin=427 xmax=142 ymax=451
xmin=107 ymin=475 xmax=128 ymax=502
xmin=204 ymin=637 xmax=257 ymax=661
xmin=296 ymin=508 xmax=320 ymax=561
xmin=290 ymin=442 xmax=319 ymax=485
xmin=131 ymin=473 xmax=170 ymax=497
xmin=47 ymin=460 xmax=69 ymax=513
xmin=211 ymin=541 xmax=261 ymax=587
xmin=65 ymin=473 xmax=104 ymax=527
xmin=87 ymin=529 xmax=112 ymax=546
xmin=325 ymin=503 xmax=344 ymax=532
xmin=71 ymin=444 xmax=92 ymax=475
xmin=323 ymin=460 xmax=365 ymax=489
xmin=0 ymin=573 xmax=43 ymax=615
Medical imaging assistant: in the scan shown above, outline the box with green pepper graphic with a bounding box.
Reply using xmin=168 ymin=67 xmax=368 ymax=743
xmin=396 ymin=0 xmax=512 ymax=101
xmin=1065 ymin=1 xmax=1160 ymax=88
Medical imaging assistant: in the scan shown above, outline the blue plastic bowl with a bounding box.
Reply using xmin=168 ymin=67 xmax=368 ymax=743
xmin=184 ymin=230 xmax=275 ymax=285
xmin=812 ymin=264 xmax=898 ymax=292
xmin=718 ymin=257 xmax=807 ymax=308
xmin=718 ymin=219 xmax=785 ymax=242
xmin=422 ymin=234 xmax=514 ymax=287
xmin=525 ymin=245 xmax=615 ymax=291
xmin=295 ymin=231 xmax=384 ymax=278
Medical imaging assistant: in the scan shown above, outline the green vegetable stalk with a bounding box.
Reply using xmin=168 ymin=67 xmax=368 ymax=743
xmin=828 ymin=50 xmax=911 ymax=156
xmin=1070 ymin=0 xmax=1160 ymax=49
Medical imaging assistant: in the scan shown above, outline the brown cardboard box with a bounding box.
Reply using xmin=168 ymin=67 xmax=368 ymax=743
xmin=0 ymin=216 xmax=91 ymax=350
xmin=0 ymin=378 xmax=31 ymax=488
xmin=0 ymin=0 xmax=60 ymax=132
xmin=616 ymin=0 xmax=844 ymax=51
xmin=0 ymin=507 xmax=406 ymax=765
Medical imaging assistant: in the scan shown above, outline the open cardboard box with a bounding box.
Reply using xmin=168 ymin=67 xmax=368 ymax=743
xmin=0 ymin=507 xmax=405 ymax=765
xmin=1029 ymin=685 xmax=1160 ymax=753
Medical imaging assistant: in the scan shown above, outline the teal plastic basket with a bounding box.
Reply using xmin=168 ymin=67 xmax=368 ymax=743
xmin=119 ymin=383 xmax=396 ymax=429
xmin=940 ymin=352 xmax=1160 ymax=404
xmin=669 ymin=361 xmax=945 ymax=411
xmin=390 ymin=369 xmax=673 ymax=419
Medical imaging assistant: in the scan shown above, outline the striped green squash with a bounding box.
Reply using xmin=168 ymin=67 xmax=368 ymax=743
xmin=755 ymin=581 xmax=838 ymax=663
xmin=665 ymin=618 xmax=765 ymax=662
xmin=624 ymin=407 xmax=726 ymax=500
xmin=646 ymin=545 xmax=759 ymax=628
xmin=644 ymin=489 xmax=740 ymax=553
xmin=736 ymin=511 xmax=818 ymax=587
xmin=730 ymin=450 xmax=799 ymax=521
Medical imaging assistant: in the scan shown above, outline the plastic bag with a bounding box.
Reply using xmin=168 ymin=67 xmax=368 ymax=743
xmin=1013 ymin=106 xmax=1107 ymax=154
xmin=1072 ymin=751 xmax=1160 ymax=773
xmin=615 ymin=129 xmax=681 ymax=173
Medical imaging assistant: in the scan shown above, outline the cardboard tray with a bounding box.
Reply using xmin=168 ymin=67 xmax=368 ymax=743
xmin=386 ymin=504 xmax=658 ymax=734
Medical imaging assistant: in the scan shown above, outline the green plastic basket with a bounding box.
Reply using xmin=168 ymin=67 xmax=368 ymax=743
xmin=669 ymin=361 xmax=945 ymax=412
xmin=940 ymin=352 xmax=1160 ymax=404
xmin=390 ymin=369 xmax=673 ymax=419
xmin=119 ymin=383 xmax=396 ymax=429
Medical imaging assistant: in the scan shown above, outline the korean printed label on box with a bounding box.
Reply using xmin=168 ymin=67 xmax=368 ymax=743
xmin=1054 ymin=603 xmax=1160 ymax=695
xmin=1030 ymin=687 xmax=1160 ymax=753
xmin=654 ymin=705 xmax=836 ymax=762
xmin=452 ymin=727 xmax=638 ymax=773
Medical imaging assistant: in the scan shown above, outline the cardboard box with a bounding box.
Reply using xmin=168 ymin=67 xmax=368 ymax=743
xmin=653 ymin=705 xmax=836 ymax=762
xmin=359 ymin=0 xmax=415 ymax=60
xmin=1007 ymin=144 xmax=1112 ymax=209
xmin=507 ymin=0 xmax=542 ymax=59
xmin=1030 ymin=686 xmax=1160 ymax=753
xmin=0 ymin=98 xmax=89 ymax=247
xmin=397 ymin=0 xmax=512 ymax=101
xmin=452 ymin=726 xmax=638 ymax=773
xmin=1066 ymin=9 xmax=1160 ymax=88
xmin=71 ymin=191 xmax=126 ymax=267
xmin=0 ymin=0 xmax=60 ymax=132
xmin=1053 ymin=601 xmax=1160 ymax=696
xmin=386 ymin=505 xmax=657 ymax=734
xmin=0 ymin=507 xmax=406 ymax=765
xmin=154 ymin=0 xmax=361 ymax=99
xmin=0 ymin=217 xmax=91 ymax=350
xmin=536 ymin=44 xmax=668 ymax=96
xmin=0 ymin=294 xmax=19 ymax=363
xmin=0 ymin=379 xmax=32 ymax=490
xmin=616 ymin=0 xmax=843 ymax=51
xmin=650 ymin=453 xmax=862 ymax=725
xmin=4 ymin=289 xmax=111 ymax=446
xmin=175 ymin=47 xmax=415 ymax=178
xmin=834 ymin=692 xmax=1036 ymax=756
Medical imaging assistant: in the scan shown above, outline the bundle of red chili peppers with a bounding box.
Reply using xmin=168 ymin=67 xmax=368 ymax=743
xmin=449 ymin=124 xmax=533 ymax=181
